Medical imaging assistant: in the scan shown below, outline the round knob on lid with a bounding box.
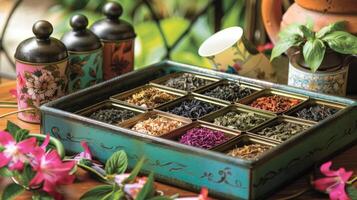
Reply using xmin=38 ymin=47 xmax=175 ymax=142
xmin=32 ymin=20 xmax=53 ymax=40
xmin=70 ymin=14 xmax=88 ymax=31
xmin=103 ymin=2 xmax=123 ymax=20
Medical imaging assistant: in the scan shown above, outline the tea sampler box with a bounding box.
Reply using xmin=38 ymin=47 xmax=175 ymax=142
xmin=41 ymin=61 xmax=357 ymax=200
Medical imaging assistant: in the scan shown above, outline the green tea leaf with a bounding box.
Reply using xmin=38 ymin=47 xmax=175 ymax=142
xmin=105 ymin=150 xmax=128 ymax=175
xmin=1 ymin=183 xmax=25 ymax=200
xmin=323 ymin=31 xmax=357 ymax=54
xmin=6 ymin=121 xmax=21 ymax=136
xmin=80 ymin=185 xmax=113 ymax=200
xmin=270 ymin=35 xmax=303 ymax=61
xmin=135 ymin=172 xmax=155 ymax=200
xmin=299 ymin=25 xmax=314 ymax=39
xmin=0 ymin=167 xmax=12 ymax=177
xmin=303 ymin=39 xmax=326 ymax=72
xmin=123 ymin=157 xmax=145 ymax=184
xmin=316 ymin=21 xmax=346 ymax=38
xmin=347 ymin=185 xmax=357 ymax=199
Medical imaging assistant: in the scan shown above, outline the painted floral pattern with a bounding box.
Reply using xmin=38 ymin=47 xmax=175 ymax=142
xmin=103 ymin=40 xmax=134 ymax=80
xmin=16 ymin=61 xmax=68 ymax=123
xmin=68 ymin=49 xmax=103 ymax=93
xmin=288 ymin=63 xmax=348 ymax=96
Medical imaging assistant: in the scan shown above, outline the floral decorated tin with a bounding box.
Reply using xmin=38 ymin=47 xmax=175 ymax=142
xmin=90 ymin=2 xmax=136 ymax=80
xmin=15 ymin=20 xmax=68 ymax=123
xmin=62 ymin=14 xmax=103 ymax=93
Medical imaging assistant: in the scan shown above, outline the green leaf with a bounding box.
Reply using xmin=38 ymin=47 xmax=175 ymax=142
xmin=299 ymin=25 xmax=315 ymax=39
xmin=316 ymin=21 xmax=346 ymax=38
xmin=111 ymin=190 xmax=124 ymax=200
xmin=31 ymin=192 xmax=55 ymax=200
xmin=15 ymin=129 xmax=29 ymax=142
xmin=0 ymin=167 xmax=13 ymax=177
xmin=305 ymin=17 xmax=314 ymax=30
xmin=347 ymin=185 xmax=357 ymax=199
xmin=278 ymin=23 xmax=301 ymax=38
xmin=323 ymin=31 xmax=357 ymax=54
xmin=1 ymin=183 xmax=25 ymax=200
xmin=105 ymin=150 xmax=128 ymax=175
xmin=135 ymin=172 xmax=155 ymax=200
xmin=80 ymin=185 xmax=113 ymax=200
xmin=123 ymin=157 xmax=145 ymax=184
xmin=303 ymin=39 xmax=326 ymax=72
xmin=21 ymin=164 xmax=36 ymax=186
xmin=6 ymin=121 xmax=21 ymax=136
xmin=270 ymin=35 xmax=303 ymax=61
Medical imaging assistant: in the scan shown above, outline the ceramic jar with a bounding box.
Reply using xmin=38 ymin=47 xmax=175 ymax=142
xmin=288 ymin=59 xmax=349 ymax=96
xmin=90 ymin=2 xmax=136 ymax=80
xmin=14 ymin=20 xmax=68 ymax=123
xmin=61 ymin=14 xmax=103 ymax=93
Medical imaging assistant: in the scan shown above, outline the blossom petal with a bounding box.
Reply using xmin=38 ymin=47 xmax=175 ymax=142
xmin=313 ymin=177 xmax=338 ymax=192
xmin=0 ymin=153 xmax=11 ymax=168
xmin=337 ymin=168 xmax=353 ymax=183
xmin=0 ymin=131 xmax=15 ymax=145
xmin=30 ymin=172 xmax=44 ymax=186
xmin=43 ymin=180 xmax=63 ymax=200
xmin=17 ymin=137 xmax=37 ymax=153
xmin=329 ymin=184 xmax=351 ymax=200
xmin=320 ymin=161 xmax=338 ymax=177
xmin=9 ymin=161 xmax=24 ymax=171
xmin=80 ymin=141 xmax=92 ymax=160
xmin=40 ymin=134 xmax=50 ymax=150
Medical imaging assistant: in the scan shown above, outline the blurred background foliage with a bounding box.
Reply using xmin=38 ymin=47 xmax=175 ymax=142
xmin=49 ymin=0 xmax=256 ymax=69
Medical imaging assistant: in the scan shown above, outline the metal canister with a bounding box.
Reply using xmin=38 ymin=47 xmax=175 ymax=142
xmin=61 ymin=14 xmax=103 ymax=93
xmin=90 ymin=2 xmax=136 ymax=80
xmin=14 ymin=20 xmax=68 ymax=123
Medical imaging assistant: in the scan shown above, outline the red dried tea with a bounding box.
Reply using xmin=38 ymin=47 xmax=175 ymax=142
xmin=179 ymin=127 xmax=229 ymax=149
xmin=250 ymin=95 xmax=300 ymax=113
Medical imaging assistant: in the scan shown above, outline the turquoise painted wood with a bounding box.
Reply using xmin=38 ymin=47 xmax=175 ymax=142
xmin=41 ymin=60 xmax=357 ymax=200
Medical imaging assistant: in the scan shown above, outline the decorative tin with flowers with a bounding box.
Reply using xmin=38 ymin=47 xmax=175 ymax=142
xmin=14 ymin=20 xmax=68 ymax=123
xmin=90 ymin=2 xmax=136 ymax=80
xmin=61 ymin=14 xmax=103 ymax=93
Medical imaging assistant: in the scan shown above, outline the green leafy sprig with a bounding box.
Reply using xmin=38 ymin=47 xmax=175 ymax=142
xmin=271 ymin=21 xmax=357 ymax=72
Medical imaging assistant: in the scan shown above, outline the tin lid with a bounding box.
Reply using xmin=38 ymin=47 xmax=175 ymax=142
xmin=14 ymin=20 xmax=68 ymax=63
xmin=90 ymin=2 xmax=136 ymax=41
xmin=61 ymin=14 xmax=102 ymax=52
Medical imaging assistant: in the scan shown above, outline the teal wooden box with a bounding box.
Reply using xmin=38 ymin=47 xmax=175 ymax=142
xmin=41 ymin=61 xmax=357 ymax=200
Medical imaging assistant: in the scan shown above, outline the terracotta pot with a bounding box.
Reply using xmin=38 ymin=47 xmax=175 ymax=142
xmin=261 ymin=0 xmax=357 ymax=43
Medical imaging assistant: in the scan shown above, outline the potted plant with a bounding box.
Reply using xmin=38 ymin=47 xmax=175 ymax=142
xmin=270 ymin=21 xmax=357 ymax=96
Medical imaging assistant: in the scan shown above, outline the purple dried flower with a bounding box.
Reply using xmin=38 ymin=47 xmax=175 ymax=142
xmin=179 ymin=127 xmax=229 ymax=149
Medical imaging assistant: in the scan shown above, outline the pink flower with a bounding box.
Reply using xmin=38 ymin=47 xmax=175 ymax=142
xmin=9 ymin=88 xmax=17 ymax=98
xmin=0 ymin=131 xmax=36 ymax=170
xmin=175 ymin=188 xmax=209 ymax=200
xmin=115 ymin=174 xmax=147 ymax=199
xmin=313 ymin=161 xmax=353 ymax=200
xmin=30 ymin=148 xmax=75 ymax=200
xmin=74 ymin=141 xmax=92 ymax=160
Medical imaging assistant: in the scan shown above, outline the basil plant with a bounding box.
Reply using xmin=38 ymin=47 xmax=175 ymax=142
xmin=270 ymin=21 xmax=357 ymax=72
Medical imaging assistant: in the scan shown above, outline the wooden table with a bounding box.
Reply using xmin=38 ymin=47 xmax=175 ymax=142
xmin=0 ymin=81 xmax=356 ymax=199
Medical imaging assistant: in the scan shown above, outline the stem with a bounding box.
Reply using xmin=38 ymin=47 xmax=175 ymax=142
xmin=347 ymin=176 xmax=357 ymax=185
xmin=276 ymin=188 xmax=311 ymax=200
xmin=0 ymin=108 xmax=36 ymax=118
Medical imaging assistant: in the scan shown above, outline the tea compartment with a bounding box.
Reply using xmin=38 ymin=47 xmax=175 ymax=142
xmin=110 ymin=84 xmax=185 ymax=110
xmin=213 ymin=134 xmax=278 ymax=161
xmin=285 ymin=98 xmax=346 ymax=122
xmin=239 ymin=89 xmax=308 ymax=114
xmin=162 ymin=121 xmax=240 ymax=150
xmin=199 ymin=105 xmax=276 ymax=132
xmin=157 ymin=94 xmax=228 ymax=119
xmin=150 ymin=72 xmax=220 ymax=92
xmin=121 ymin=111 xmax=191 ymax=137
xmin=248 ymin=116 xmax=315 ymax=142
xmin=76 ymin=100 xmax=145 ymax=126
xmin=194 ymin=79 xmax=263 ymax=104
